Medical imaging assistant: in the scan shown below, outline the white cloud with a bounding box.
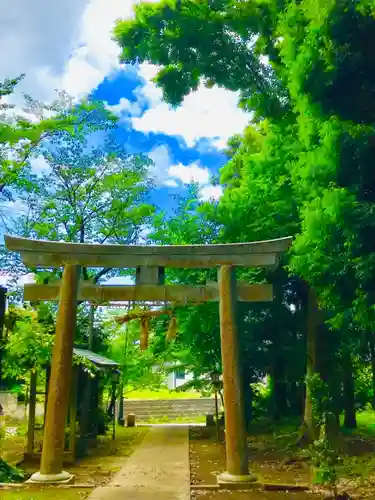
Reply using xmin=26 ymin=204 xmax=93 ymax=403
xmin=168 ymin=163 xmax=210 ymax=185
xmin=106 ymin=97 xmax=143 ymax=118
xmin=0 ymin=0 xmax=159 ymax=101
xmin=0 ymin=0 xmax=89 ymax=100
xmin=136 ymin=62 xmax=163 ymax=107
xmin=164 ymin=179 xmax=179 ymax=188
xmin=133 ymin=83 xmax=250 ymax=149
xmin=30 ymin=155 xmax=50 ymax=174
xmin=147 ymin=146 xmax=212 ymax=188
xmin=58 ymin=0 xmax=161 ymax=98
xmin=3 ymin=199 xmax=27 ymax=216
xmin=147 ymin=145 xmax=173 ymax=185
xmin=199 ymin=185 xmax=223 ymax=201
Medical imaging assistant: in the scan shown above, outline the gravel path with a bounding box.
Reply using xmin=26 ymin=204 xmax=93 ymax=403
xmin=88 ymin=425 xmax=190 ymax=500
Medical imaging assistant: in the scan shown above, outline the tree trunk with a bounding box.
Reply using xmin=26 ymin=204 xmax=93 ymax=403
xmin=88 ymin=304 xmax=95 ymax=351
xmin=0 ymin=287 xmax=7 ymax=391
xmin=369 ymin=333 xmax=375 ymax=410
xmin=288 ymin=381 xmax=304 ymax=417
xmin=342 ymin=350 xmax=356 ymax=429
xmin=271 ymin=355 xmax=288 ymax=421
xmin=243 ymin=378 xmax=253 ymax=430
xmin=300 ymin=287 xmax=320 ymax=443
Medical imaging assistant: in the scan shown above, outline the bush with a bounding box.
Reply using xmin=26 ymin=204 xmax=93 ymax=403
xmin=0 ymin=460 xmax=24 ymax=483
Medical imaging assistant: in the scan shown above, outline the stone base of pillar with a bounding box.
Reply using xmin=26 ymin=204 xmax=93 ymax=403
xmin=27 ymin=471 xmax=74 ymax=484
xmin=218 ymin=472 xmax=257 ymax=489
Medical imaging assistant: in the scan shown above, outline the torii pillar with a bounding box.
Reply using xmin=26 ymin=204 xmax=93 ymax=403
xmin=30 ymin=264 xmax=80 ymax=483
xmin=218 ymin=265 xmax=256 ymax=484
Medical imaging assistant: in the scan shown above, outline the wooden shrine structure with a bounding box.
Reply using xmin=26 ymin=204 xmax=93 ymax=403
xmin=25 ymin=349 xmax=120 ymax=463
xmin=5 ymin=234 xmax=292 ymax=485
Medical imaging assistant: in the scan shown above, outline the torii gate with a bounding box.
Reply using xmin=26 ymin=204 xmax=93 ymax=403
xmin=5 ymin=234 xmax=292 ymax=485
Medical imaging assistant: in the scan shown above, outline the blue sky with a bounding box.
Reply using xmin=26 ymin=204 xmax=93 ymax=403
xmin=1 ymin=0 xmax=251 ymax=215
xmin=90 ymin=67 xmax=230 ymax=211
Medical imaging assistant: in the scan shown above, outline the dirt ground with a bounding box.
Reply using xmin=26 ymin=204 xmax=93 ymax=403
xmin=189 ymin=427 xmax=311 ymax=487
xmin=189 ymin=425 xmax=375 ymax=500
xmin=1 ymin=425 xmax=149 ymax=486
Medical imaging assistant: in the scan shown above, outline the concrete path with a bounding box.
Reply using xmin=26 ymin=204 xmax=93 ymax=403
xmin=88 ymin=426 xmax=190 ymax=500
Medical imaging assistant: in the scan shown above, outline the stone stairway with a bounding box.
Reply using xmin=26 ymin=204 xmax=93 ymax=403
xmin=122 ymin=397 xmax=219 ymax=421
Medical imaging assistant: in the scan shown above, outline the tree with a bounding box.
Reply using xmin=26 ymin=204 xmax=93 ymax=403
xmin=113 ymin=0 xmax=375 ymax=445
xmin=114 ymin=0 xmax=287 ymax=120
xmin=0 ymin=76 xmax=116 ymax=219
xmin=9 ymin=121 xmax=155 ymax=347
xmin=104 ymin=310 xmax=166 ymax=393
xmin=3 ymin=305 xmax=54 ymax=383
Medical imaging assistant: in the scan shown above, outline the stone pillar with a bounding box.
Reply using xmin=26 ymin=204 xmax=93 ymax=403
xmin=218 ymin=265 xmax=255 ymax=484
xmin=30 ymin=264 xmax=80 ymax=483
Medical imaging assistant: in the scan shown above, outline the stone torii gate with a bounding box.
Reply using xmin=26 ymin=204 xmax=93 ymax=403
xmin=5 ymin=234 xmax=292 ymax=485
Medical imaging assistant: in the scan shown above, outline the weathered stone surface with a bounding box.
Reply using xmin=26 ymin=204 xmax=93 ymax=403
xmin=121 ymin=398 xmax=220 ymax=422
xmin=126 ymin=413 xmax=136 ymax=427
xmin=219 ymin=266 xmax=254 ymax=478
xmin=136 ymin=266 xmax=165 ymax=285
xmin=37 ymin=264 xmax=79 ymax=478
xmin=5 ymin=234 xmax=292 ymax=268
xmin=24 ymin=282 xmax=274 ymax=303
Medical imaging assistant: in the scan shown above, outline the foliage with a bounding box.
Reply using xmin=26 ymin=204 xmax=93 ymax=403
xmin=8 ymin=107 xmax=154 ymax=283
xmin=0 ymin=76 xmax=115 ymax=217
xmin=3 ymin=305 xmax=53 ymax=380
xmin=103 ymin=311 xmax=166 ymax=392
xmin=114 ymin=0 xmax=289 ymax=120
xmin=0 ymin=459 xmax=24 ymax=483
xmin=149 ymin=188 xmax=222 ymax=389
xmin=307 ymin=373 xmax=341 ymax=494
xmin=113 ymin=0 xmax=375 ymax=437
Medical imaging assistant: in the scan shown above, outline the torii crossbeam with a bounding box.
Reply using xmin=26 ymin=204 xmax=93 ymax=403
xmin=5 ymin=234 xmax=292 ymax=486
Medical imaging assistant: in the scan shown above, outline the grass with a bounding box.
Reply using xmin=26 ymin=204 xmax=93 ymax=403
xmin=124 ymin=388 xmax=204 ymax=400
xmin=0 ymin=487 xmax=92 ymax=500
xmin=354 ymin=410 xmax=375 ymax=437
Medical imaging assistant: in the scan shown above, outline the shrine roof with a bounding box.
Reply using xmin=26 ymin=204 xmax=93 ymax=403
xmin=73 ymin=348 xmax=120 ymax=368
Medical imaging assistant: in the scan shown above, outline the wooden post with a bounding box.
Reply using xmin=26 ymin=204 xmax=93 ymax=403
xmin=218 ymin=266 xmax=255 ymax=484
xmin=215 ymin=391 xmax=220 ymax=442
xmin=26 ymin=371 xmax=37 ymax=455
xmin=140 ymin=317 xmax=149 ymax=350
xmin=0 ymin=287 xmax=7 ymax=391
xmin=44 ymin=365 xmax=51 ymax=427
xmin=69 ymin=367 xmax=78 ymax=458
xmin=30 ymin=264 xmax=79 ymax=483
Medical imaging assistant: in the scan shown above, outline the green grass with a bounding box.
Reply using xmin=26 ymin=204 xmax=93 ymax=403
xmin=0 ymin=488 xmax=92 ymax=500
xmin=124 ymin=388 xmax=204 ymax=400
xmin=354 ymin=410 xmax=375 ymax=437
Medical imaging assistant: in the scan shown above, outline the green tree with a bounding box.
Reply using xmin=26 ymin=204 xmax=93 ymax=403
xmin=3 ymin=305 xmax=53 ymax=381
xmin=0 ymin=76 xmax=115 ymax=215
xmin=104 ymin=308 xmax=167 ymax=392
xmin=114 ymin=0 xmax=287 ymax=120
xmin=7 ymin=116 xmax=155 ymax=348
xmin=113 ymin=0 xmax=375 ymax=442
